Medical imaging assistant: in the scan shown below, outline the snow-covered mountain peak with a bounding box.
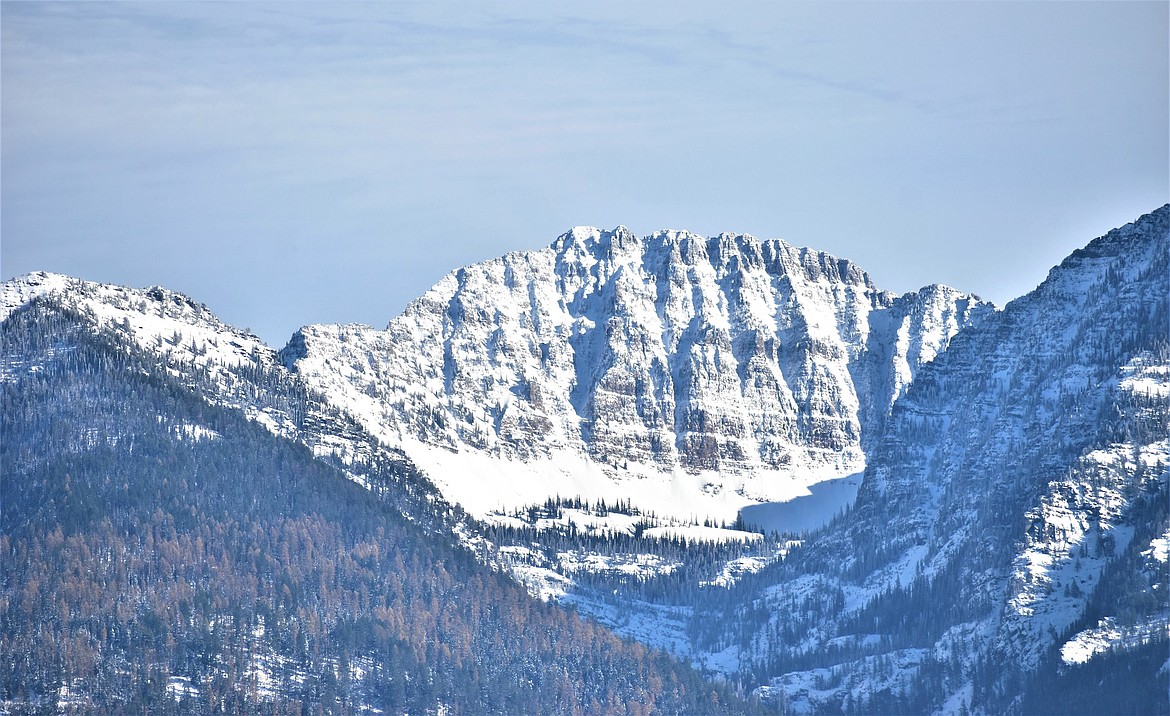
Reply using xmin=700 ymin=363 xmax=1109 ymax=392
xmin=0 ymin=272 xmax=293 ymax=440
xmin=1012 ymin=204 xmax=1168 ymax=310
xmin=552 ymin=225 xmax=639 ymax=254
xmin=284 ymin=226 xmax=992 ymax=525
xmin=910 ymin=281 xmax=982 ymax=303
xmin=2 ymin=271 xmax=265 ymax=349
xmin=2 ymin=271 xmax=78 ymax=322
xmin=649 ymin=228 xmax=709 ymax=243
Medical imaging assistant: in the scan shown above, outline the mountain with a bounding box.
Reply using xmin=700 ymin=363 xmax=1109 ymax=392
xmin=3 ymin=206 xmax=1166 ymax=715
xmin=0 ymin=287 xmax=751 ymax=714
xmin=281 ymin=227 xmax=991 ymax=526
xmin=699 ymin=205 xmax=1169 ymax=713
xmin=0 ymin=271 xmax=472 ymax=537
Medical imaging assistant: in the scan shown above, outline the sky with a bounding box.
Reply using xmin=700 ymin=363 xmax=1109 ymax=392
xmin=2 ymin=1 xmax=1167 ymax=346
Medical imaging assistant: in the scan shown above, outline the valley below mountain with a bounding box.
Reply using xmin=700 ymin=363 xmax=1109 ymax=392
xmin=2 ymin=206 xmax=1167 ymax=714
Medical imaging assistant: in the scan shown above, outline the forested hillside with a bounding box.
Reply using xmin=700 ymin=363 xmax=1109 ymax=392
xmin=0 ymin=297 xmax=756 ymax=715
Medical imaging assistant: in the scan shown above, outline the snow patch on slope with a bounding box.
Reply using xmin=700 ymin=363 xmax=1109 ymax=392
xmin=400 ymin=436 xmax=824 ymax=526
xmin=1061 ymin=615 xmax=1170 ymax=665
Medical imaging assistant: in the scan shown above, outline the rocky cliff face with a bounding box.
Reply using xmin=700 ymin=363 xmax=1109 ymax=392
xmin=282 ymin=227 xmax=990 ymax=521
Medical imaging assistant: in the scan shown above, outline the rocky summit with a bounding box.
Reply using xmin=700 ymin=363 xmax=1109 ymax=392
xmin=282 ymin=226 xmax=991 ymax=522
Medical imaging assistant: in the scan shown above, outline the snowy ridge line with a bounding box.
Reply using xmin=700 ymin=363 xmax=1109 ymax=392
xmin=0 ymin=270 xmax=482 ymax=547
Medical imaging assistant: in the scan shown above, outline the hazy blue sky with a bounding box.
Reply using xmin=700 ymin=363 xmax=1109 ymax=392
xmin=3 ymin=2 xmax=1166 ymax=345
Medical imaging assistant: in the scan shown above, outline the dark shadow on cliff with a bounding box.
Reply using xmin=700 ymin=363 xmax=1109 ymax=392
xmin=739 ymin=471 xmax=863 ymax=535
